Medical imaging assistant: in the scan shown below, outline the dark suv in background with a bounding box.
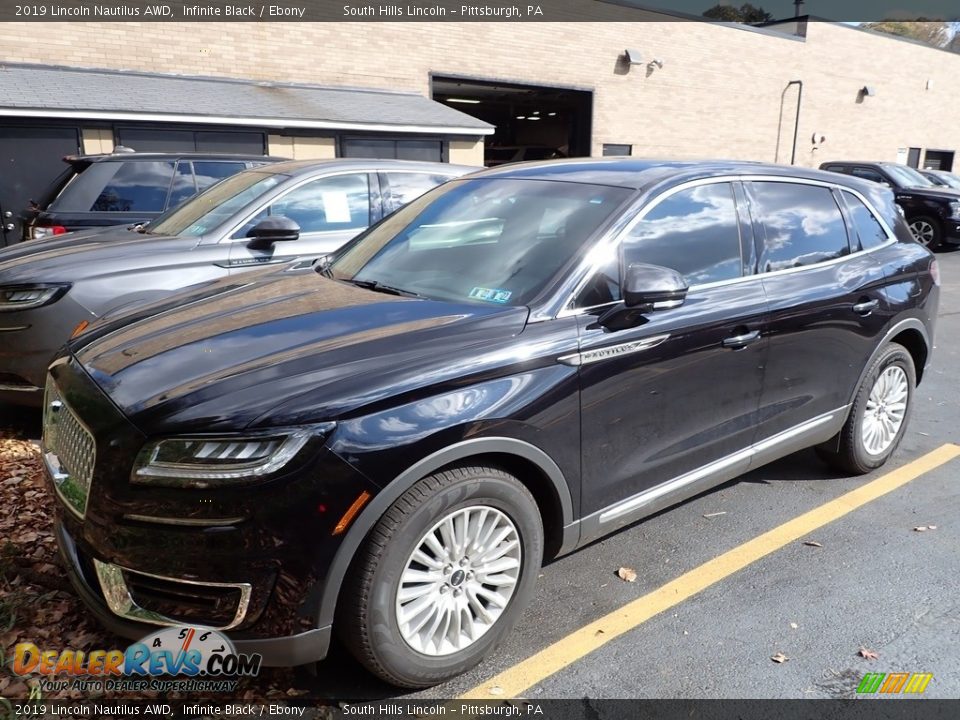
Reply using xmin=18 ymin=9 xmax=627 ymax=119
xmin=820 ymin=160 xmax=960 ymax=250
xmin=43 ymin=159 xmax=938 ymax=688
xmin=22 ymin=151 xmax=280 ymax=241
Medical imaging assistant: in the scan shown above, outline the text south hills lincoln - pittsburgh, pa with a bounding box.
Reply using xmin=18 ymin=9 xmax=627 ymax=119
xmin=343 ymin=4 xmax=544 ymax=17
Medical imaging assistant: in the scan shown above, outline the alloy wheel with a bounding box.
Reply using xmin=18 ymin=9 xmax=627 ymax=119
xmin=908 ymin=219 xmax=935 ymax=246
xmin=861 ymin=365 xmax=909 ymax=455
xmin=395 ymin=505 xmax=522 ymax=656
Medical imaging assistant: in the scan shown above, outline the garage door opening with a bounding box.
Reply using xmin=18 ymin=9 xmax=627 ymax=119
xmin=432 ymin=76 xmax=592 ymax=166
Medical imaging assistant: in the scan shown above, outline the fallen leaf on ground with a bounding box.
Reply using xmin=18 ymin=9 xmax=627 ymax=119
xmin=790 ymin=622 xmax=799 ymax=629
xmin=803 ymin=541 xmax=823 ymax=547
xmin=489 ymin=686 xmax=505 ymax=696
xmin=913 ymin=526 xmax=929 ymax=532
xmin=594 ymin=629 xmax=605 ymax=636
xmin=771 ymin=652 xmax=789 ymax=663
xmin=858 ymin=647 xmax=879 ymax=660
xmin=617 ymin=566 xmax=637 ymax=582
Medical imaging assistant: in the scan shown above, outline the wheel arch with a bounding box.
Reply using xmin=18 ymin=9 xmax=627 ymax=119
xmin=315 ymin=437 xmax=577 ymax=629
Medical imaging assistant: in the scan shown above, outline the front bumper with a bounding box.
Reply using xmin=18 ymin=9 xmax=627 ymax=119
xmin=945 ymin=219 xmax=960 ymax=244
xmin=55 ymin=521 xmax=331 ymax=666
xmin=43 ymin=355 xmax=382 ymax=666
xmin=0 ymin=296 xmax=94 ymax=406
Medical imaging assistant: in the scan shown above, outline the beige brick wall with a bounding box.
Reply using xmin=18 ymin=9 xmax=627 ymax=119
xmin=449 ymin=139 xmax=485 ymax=166
xmin=81 ymin=128 xmax=114 ymax=154
xmin=3 ymin=21 xmax=959 ymax=168
xmin=267 ymin=135 xmax=336 ymax=160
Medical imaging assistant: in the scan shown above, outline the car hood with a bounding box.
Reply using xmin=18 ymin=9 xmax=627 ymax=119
xmin=899 ymin=186 xmax=960 ymax=201
xmin=0 ymin=226 xmax=188 ymax=282
xmin=72 ymin=271 xmax=530 ymax=434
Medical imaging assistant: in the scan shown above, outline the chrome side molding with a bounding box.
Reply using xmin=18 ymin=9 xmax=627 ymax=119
xmin=559 ymin=333 xmax=670 ymax=367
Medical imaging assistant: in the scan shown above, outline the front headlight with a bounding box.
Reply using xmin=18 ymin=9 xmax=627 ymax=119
xmin=131 ymin=424 xmax=334 ymax=488
xmin=949 ymin=201 xmax=960 ymax=219
xmin=0 ymin=284 xmax=70 ymax=312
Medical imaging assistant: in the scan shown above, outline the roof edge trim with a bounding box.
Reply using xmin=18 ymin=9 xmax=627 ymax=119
xmin=0 ymin=108 xmax=494 ymax=136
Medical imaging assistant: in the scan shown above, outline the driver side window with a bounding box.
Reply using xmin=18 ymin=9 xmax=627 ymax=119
xmin=574 ymin=182 xmax=742 ymax=309
xmin=233 ymin=173 xmax=371 ymax=238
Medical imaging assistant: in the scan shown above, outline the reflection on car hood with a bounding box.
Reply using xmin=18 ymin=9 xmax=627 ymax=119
xmin=72 ymin=271 xmax=530 ymax=434
xmin=0 ymin=226 xmax=187 ymax=282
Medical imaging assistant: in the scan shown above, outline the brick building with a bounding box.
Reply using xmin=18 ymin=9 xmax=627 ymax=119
xmin=0 ymin=9 xmax=958 ymax=243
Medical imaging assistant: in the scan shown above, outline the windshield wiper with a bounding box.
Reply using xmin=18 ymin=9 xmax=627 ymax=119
xmin=344 ymin=278 xmax=425 ymax=299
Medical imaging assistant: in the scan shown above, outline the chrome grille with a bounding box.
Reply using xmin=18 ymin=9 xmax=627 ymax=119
xmin=42 ymin=377 xmax=96 ymax=519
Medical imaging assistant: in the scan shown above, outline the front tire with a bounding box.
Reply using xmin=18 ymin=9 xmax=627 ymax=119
xmin=908 ymin=215 xmax=942 ymax=250
xmin=337 ymin=465 xmax=544 ymax=688
xmin=818 ymin=343 xmax=915 ymax=475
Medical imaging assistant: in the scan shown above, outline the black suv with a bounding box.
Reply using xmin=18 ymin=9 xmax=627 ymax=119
xmin=44 ymin=159 xmax=939 ymax=688
xmin=22 ymin=151 xmax=279 ymax=240
xmin=820 ymin=160 xmax=960 ymax=250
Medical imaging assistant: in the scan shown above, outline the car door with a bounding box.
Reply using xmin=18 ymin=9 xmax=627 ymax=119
xmin=227 ymin=172 xmax=374 ymax=269
xmin=745 ymin=179 xmax=889 ymax=442
xmin=576 ymin=181 xmax=769 ymax=531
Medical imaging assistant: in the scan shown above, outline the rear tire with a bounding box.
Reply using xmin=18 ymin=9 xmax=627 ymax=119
xmin=817 ymin=343 xmax=915 ymax=475
xmin=907 ymin=215 xmax=942 ymax=250
xmin=337 ymin=465 xmax=543 ymax=688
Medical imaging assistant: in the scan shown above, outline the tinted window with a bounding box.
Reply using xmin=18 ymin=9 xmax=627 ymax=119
xmin=267 ymin=174 xmax=370 ymax=233
xmin=147 ymin=171 xmax=284 ymax=238
xmin=851 ymin=167 xmax=886 ymax=184
xmin=624 ymin=183 xmax=742 ymax=286
xmin=750 ymin=182 xmax=850 ymax=272
xmin=331 ymin=178 xmax=630 ymax=306
xmin=49 ymin=160 xmax=175 ymax=212
xmin=342 ymin=138 xmax=443 ymax=162
xmin=383 ymin=172 xmax=452 ymax=214
xmin=194 ymin=161 xmax=248 ymax=191
xmin=841 ymin=191 xmax=889 ymax=250
xmin=167 ymin=162 xmax=197 ymax=208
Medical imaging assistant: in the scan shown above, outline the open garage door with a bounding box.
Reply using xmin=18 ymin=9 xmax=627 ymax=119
xmin=432 ymin=76 xmax=592 ymax=166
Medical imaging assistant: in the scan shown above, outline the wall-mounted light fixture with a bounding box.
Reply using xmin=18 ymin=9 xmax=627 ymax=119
xmin=860 ymin=85 xmax=876 ymax=97
xmin=647 ymin=58 xmax=664 ymax=71
xmin=624 ymin=48 xmax=643 ymax=65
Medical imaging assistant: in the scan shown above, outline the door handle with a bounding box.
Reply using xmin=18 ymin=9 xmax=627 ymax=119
xmin=852 ymin=299 xmax=879 ymax=316
xmin=722 ymin=330 xmax=761 ymax=349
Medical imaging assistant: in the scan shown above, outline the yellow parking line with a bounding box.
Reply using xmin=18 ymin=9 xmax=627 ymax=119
xmin=460 ymin=443 xmax=960 ymax=699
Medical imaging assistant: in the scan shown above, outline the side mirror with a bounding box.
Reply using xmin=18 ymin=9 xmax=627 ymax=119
xmin=247 ymin=216 xmax=300 ymax=249
xmin=623 ymin=263 xmax=688 ymax=309
xmin=598 ymin=263 xmax=688 ymax=331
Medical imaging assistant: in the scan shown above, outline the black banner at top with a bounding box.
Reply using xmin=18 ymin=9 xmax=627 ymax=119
xmin=0 ymin=0 xmax=957 ymax=23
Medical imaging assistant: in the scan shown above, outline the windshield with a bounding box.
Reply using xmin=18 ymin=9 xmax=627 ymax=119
xmin=146 ymin=170 xmax=286 ymax=237
xmin=885 ymin=165 xmax=934 ymax=188
xmin=935 ymin=172 xmax=960 ymax=190
xmin=330 ymin=178 xmax=631 ymax=306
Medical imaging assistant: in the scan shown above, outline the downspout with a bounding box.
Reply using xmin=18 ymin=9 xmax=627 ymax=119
xmin=787 ymin=80 xmax=803 ymax=165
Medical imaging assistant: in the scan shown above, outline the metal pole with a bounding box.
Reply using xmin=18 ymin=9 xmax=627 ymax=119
xmin=788 ymin=80 xmax=803 ymax=165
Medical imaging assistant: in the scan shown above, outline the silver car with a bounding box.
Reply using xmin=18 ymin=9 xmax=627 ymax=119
xmin=0 ymin=159 xmax=475 ymax=406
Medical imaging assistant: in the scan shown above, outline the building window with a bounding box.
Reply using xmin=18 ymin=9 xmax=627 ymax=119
xmin=602 ymin=144 xmax=632 ymax=157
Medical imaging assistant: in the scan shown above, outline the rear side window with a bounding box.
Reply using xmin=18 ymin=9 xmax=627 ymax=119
xmin=841 ymin=191 xmax=889 ymax=250
xmin=194 ymin=161 xmax=248 ymax=192
xmin=750 ymin=182 xmax=850 ymax=272
xmin=382 ymin=172 xmax=452 ymax=214
xmin=851 ymin=167 xmax=886 ymax=184
xmin=623 ymin=182 xmax=743 ymax=286
xmin=48 ymin=160 xmax=175 ymax=213
xmin=167 ymin=162 xmax=197 ymax=208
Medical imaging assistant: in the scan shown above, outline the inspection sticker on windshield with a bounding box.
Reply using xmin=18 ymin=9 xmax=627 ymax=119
xmin=469 ymin=287 xmax=512 ymax=303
